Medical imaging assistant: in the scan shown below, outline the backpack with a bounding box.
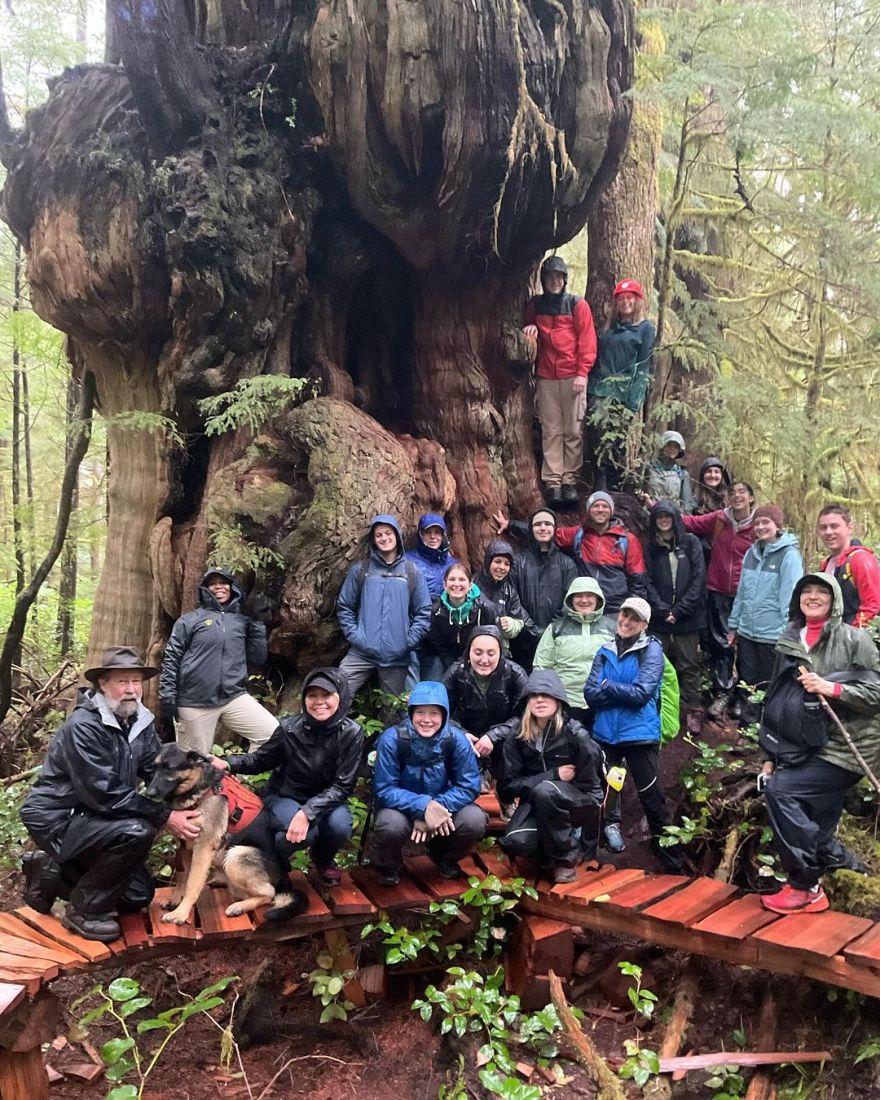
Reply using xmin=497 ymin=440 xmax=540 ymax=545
xmin=572 ymin=527 xmax=629 ymax=562
xmin=357 ymin=556 xmax=421 ymax=595
xmin=758 ymin=666 xmax=828 ymax=766
xmin=396 ymin=724 xmax=457 ymax=775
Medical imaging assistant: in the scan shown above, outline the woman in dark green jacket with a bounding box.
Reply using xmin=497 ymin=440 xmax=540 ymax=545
xmin=759 ymin=573 xmax=880 ymax=915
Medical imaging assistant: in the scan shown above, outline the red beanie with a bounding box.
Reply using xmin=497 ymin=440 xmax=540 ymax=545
xmin=754 ymin=504 xmax=784 ymax=530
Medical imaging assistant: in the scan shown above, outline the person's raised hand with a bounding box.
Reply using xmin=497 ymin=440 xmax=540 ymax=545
xmin=557 ymin=764 xmax=576 ymax=782
xmin=285 ymin=809 xmax=310 ymax=844
xmin=491 ymin=510 xmax=509 ymax=535
xmin=167 ymin=810 xmax=202 ymax=842
xmin=523 ymin=324 xmax=538 ymax=341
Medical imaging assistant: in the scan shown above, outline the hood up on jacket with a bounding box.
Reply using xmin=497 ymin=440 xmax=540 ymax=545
xmin=788 ymin=572 xmax=844 ymax=628
xmin=518 ymin=668 xmax=570 ymax=711
xmin=482 ymin=539 xmax=516 ymax=571
xmin=699 ymin=456 xmax=731 ymax=486
xmin=467 ymin=623 xmax=506 ymax=650
xmin=527 ymin=507 xmax=559 ymax=550
xmin=413 ymin=513 xmax=451 ymax=562
xmin=301 ymin=666 xmax=353 ymax=730
xmin=660 ymin=430 xmax=686 ymax=457
xmin=198 ymin=567 xmax=243 ymax=612
xmin=408 ymin=680 xmax=450 ymax=728
xmin=648 ymin=501 xmax=687 ymax=545
xmin=562 ymin=576 xmax=607 ymax=621
xmin=368 ymin=513 xmax=405 ymax=559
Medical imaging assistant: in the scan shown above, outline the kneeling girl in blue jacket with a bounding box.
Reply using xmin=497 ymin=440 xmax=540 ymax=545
xmin=372 ymin=682 xmax=485 ymax=885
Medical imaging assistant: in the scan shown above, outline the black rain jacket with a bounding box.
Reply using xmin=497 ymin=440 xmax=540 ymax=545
xmin=442 ymin=627 xmax=529 ymax=740
xmin=474 ymin=540 xmax=534 ymax=631
xmin=509 ymin=519 xmax=578 ymax=635
xmin=644 ymin=502 xmax=707 ymax=634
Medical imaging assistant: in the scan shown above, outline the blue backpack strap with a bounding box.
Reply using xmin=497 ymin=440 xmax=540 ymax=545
xmin=573 ymin=528 xmax=584 ymax=557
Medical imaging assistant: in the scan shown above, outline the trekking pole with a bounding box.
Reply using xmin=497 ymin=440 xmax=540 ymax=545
xmin=799 ymin=665 xmax=880 ymax=796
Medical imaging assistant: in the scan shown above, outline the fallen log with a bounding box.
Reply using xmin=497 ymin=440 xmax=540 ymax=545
xmin=642 ymin=959 xmax=700 ymax=1100
xmin=745 ymin=983 xmax=777 ymax=1100
xmin=547 ymin=970 xmax=627 ymax=1100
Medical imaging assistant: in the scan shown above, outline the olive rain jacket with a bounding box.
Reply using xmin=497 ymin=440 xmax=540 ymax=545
xmin=766 ymin=574 xmax=880 ymax=776
xmin=159 ymin=568 xmax=267 ymax=708
xmin=645 ymin=432 xmax=696 ymax=514
xmin=644 ymin=502 xmax=707 ymax=635
xmin=405 ymin=513 xmax=458 ymax=599
xmin=682 ymin=507 xmax=755 ymax=596
xmin=374 ymin=681 xmax=480 ymax=820
xmin=728 ymin=531 xmax=803 ymax=644
xmin=473 ymin=540 xmax=532 ymax=640
xmin=21 ymin=692 xmax=169 ymax=848
xmin=492 ymin=670 xmax=604 ymax=807
xmin=442 ymin=625 xmax=528 ymax=740
xmin=337 ymin=515 xmax=433 ymax=667
xmin=589 ymin=318 xmax=656 ymax=412
xmin=533 ymin=577 xmax=616 ymax=708
xmin=584 ymin=633 xmax=665 ymax=747
xmin=226 ymin=668 xmax=363 ymax=822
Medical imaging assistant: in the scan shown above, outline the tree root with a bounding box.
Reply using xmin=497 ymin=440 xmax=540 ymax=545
xmin=714 ymin=825 xmax=741 ymax=883
xmin=642 ymin=960 xmax=701 ymax=1100
xmin=547 ymin=970 xmax=626 ymax=1100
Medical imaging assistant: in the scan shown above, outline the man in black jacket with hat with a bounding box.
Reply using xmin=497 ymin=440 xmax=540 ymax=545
xmin=21 ymin=647 xmax=202 ymax=942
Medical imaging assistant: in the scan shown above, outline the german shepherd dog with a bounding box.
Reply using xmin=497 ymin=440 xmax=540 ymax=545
xmin=145 ymin=744 xmax=305 ymax=925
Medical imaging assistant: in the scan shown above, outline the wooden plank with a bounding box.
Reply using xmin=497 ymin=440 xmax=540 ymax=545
xmin=658 ymin=1050 xmax=831 ymax=1073
xmin=599 ymin=874 xmax=691 ymax=914
xmin=0 ymin=954 xmax=58 ymax=982
xmin=0 ymin=930 xmax=82 ymax=971
xmin=458 ymin=855 xmax=486 ymax=881
xmin=562 ymin=867 xmax=646 ymax=906
xmin=0 ymin=983 xmax=26 ymax=1018
xmin=750 ymin=911 xmax=873 ymax=960
xmin=694 ymin=894 xmax=781 ymax=941
xmin=147 ymin=888 xmax=201 ymax=944
xmin=477 ymin=793 xmax=501 ymax=817
xmin=549 ymin=862 xmax=618 ymax=898
xmin=321 ymin=872 xmax=376 ymax=917
xmin=350 ymin=866 xmax=432 ymax=910
xmin=0 ymin=915 xmax=90 ymax=971
xmin=642 ymin=879 xmax=737 ymax=927
xmin=197 ymin=886 xmax=256 ymax=937
xmin=12 ymin=908 xmax=112 ymax=963
xmin=0 ymin=1047 xmax=49 ymax=1100
xmin=843 ymin=923 xmax=880 ymax=969
xmin=474 ymin=847 xmax=516 ymax=882
xmin=118 ymin=912 xmax=151 ymax=952
xmin=323 ymin=928 xmax=366 ymax=1008
xmin=286 ymin=872 xmax=332 ymax=924
xmin=404 ymin=856 xmax=471 ymax=901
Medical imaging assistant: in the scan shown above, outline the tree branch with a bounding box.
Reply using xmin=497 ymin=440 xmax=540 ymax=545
xmin=0 ymin=53 xmax=14 ymax=162
xmin=0 ymin=371 xmax=97 ymax=724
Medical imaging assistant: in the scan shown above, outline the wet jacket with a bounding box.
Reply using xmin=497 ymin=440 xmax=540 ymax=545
xmin=337 ymin=515 xmax=432 ymax=667
xmin=523 ymin=292 xmax=597 ymax=381
xmin=646 ymin=433 xmax=695 ymax=514
xmin=159 ymin=568 xmax=267 ymax=708
xmin=474 ymin=540 xmax=531 ymax=640
xmin=509 ymin=517 xmax=579 ymax=634
xmin=374 ymin=681 xmax=480 ymax=820
xmin=764 ymin=574 xmax=880 ymax=775
xmin=555 ymin=519 xmax=647 ymax=614
xmin=584 ymin=633 xmax=665 ymax=746
xmin=420 ymin=589 xmax=499 ymax=668
xmin=405 ymin=514 xmax=458 ymax=599
xmin=644 ymin=503 xmax=707 ymax=635
xmin=21 ymin=692 xmax=170 ymax=847
xmin=694 ymin=457 xmax=731 ymax=516
xmin=682 ymin=508 xmax=755 ymax=596
xmin=819 ymin=543 xmax=880 ymax=628
xmin=589 ymin=319 xmax=656 ymax=411
xmin=533 ymin=577 xmax=616 ymax=708
xmin=442 ymin=627 xmax=528 ymax=739
xmin=729 ymin=531 xmax=803 ymax=644
xmin=226 ymin=668 xmax=363 ymax=822
xmin=493 ymin=670 xmax=604 ymax=806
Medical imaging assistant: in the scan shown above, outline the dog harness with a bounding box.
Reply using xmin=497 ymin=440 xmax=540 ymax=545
xmin=213 ymin=774 xmax=263 ymax=834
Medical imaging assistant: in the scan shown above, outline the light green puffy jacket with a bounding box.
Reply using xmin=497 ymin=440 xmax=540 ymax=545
xmin=533 ymin=577 xmax=616 ymax=707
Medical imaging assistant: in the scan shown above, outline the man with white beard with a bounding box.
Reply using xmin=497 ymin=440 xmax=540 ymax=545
xmin=20 ymin=647 xmax=201 ymax=942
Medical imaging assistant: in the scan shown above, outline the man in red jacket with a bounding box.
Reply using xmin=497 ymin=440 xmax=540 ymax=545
xmin=523 ymin=256 xmax=596 ymax=507
xmin=818 ymin=504 xmax=880 ymax=628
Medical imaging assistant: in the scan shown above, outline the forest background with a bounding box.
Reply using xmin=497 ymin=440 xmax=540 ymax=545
xmin=1 ymin=0 xmax=880 ymax=684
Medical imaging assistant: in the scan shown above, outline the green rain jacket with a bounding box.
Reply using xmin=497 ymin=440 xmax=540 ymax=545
xmin=533 ymin=577 xmax=616 ymax=708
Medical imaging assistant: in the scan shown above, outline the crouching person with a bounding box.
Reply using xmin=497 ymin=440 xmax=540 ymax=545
xmin=496 ymin=670 xmax=604 ymax=884
xmin=20 ymin=647 xmax=202 ymax=942
xmin=372 ymin=681 xmax=486 ymax=885
xmin=216 ymin=669 xmax=363 ymax=904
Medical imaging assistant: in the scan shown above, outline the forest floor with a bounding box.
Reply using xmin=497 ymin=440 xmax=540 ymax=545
xmin=4 ymin=724 xmax=880 ymax=1098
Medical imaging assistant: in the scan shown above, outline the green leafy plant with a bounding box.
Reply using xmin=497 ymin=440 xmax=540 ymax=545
xmin=0 ymin=781 xmax=33 ymax=867
xmin=854 ymin=1035 xmax=880 ymax=1064
xmin=308 ymin=953 xmax=357 ymax=1022
xmin=73 ymin=974 xmax=238 ymax=1099
xmin=618 ymin=1039 xmax=661 ymax=1087
xmin=361 ymin=904 xmax=462 ymax=965
xmin=459 ymin=874 xmax=538 ymax=957
xmin=199 ymin=375 xmax=314 ymax=436
xmin=618 ymin=961 xmax=658 ymax=1020
xmin=105 ymin=411 xmax=185 ymax=449
xmin=704 ymin=1062 xmax=747 ymax=1098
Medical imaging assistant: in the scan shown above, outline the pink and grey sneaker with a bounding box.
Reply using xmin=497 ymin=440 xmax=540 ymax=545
xmin=761 ymin=883 xmax=829 ymax=914
xmin=315 ymin=862 xmax=342 ymax=887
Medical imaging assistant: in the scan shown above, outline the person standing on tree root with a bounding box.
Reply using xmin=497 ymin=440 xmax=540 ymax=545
xmin=644 ymin=431 xmax=696 ymax=514
xmin=587 ymin=279 xmax=655 ymax=492
xmin=158 ymin=567 xmax=278 ymax=754
xmin=473 ymin=539 xmax=533 ymax=645
xmin=817 ymin=504 xmax=880 ymax=629
xmin=405 ymin=513 xmax=458 ymax=600
xmin=337 ymin=514 xmax=432 ymax=698
xmin=372 ymin=681 xmax=485 ymax=885
xmin=584 ymin=599 xmax=685 ymax=871
xmin=759 ymin=574 xmax=880 ymax=914
xmin=21 ymin=647 xmax=202 ymax=942
xmin=522 ymin=256 xmax=597 ymax=507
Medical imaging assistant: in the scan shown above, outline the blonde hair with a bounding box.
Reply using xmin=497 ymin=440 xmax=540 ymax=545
xmin=517 ymin=706 xmax=564 ymax=743
xmin=607 ymin=295 xmax=646 ymax=328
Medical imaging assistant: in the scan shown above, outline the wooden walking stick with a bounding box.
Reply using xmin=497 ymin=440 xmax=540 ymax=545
xmin=799 ymin=665 xmax=880 ymax=796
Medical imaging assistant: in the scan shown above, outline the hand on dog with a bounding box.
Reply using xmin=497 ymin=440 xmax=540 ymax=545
xmin=167 ymin=809 xmax=202 ymax=841
xmin=210 ymin=757 xmax=229 ymax=771
xmin=286 ymin=810 xmax=310 ymax=844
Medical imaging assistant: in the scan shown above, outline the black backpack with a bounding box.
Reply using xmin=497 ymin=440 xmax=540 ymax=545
xmin=759 ymin=666 xmax=828 ymax=766
xmin=396 ymin=724 xmax=457 ymax=775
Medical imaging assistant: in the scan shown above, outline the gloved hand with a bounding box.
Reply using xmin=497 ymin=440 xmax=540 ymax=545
xmin=425 ymin=799 xmax=452 ymax=833
xmin=245 ymin=592 xmax=272 ymax=625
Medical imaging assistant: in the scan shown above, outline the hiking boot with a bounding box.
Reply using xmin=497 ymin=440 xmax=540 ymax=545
xmin=561 ymin=485 xmax=579 ymax=505
xmin=263 ymin=889 xmax=309 ymax=923
xmin=22 ymin=851 xmax=63 ymax=915
xmin=707 ymin=693 xmax=730 ymax=720
xmin=500 ymin=802 xmax=516 ymax=823
xmin=685 ymin=708 xmax=704 ymax=735
xmin=544 ymin=485 xmax=563 ymax=506
xmin=603 ymin=824 xmax=626 ymax=853
xmin=552 ymin=865 xmax=577 ymax=885
xmin=761 ymin=884 xmax=829 ymax=914
xmin=377 ymin=867 xmax=400 ymax=887
xmin=728 ymin=696 xmax=743 ymax=721
xmin=432 ymin=857 xmax=465 ymax=880
xmin=314 ymin=862 xmax=342 ymax=887
xmin=61 ymin=907 xmax=121 ymax=943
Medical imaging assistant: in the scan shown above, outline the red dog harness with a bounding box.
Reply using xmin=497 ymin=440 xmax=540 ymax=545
xmin=214 ymin=774 xmax=263 ymax=834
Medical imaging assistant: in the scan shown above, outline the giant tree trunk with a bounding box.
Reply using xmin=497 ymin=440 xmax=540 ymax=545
xmin=1 ymin=0 xmax=635 ymax=680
